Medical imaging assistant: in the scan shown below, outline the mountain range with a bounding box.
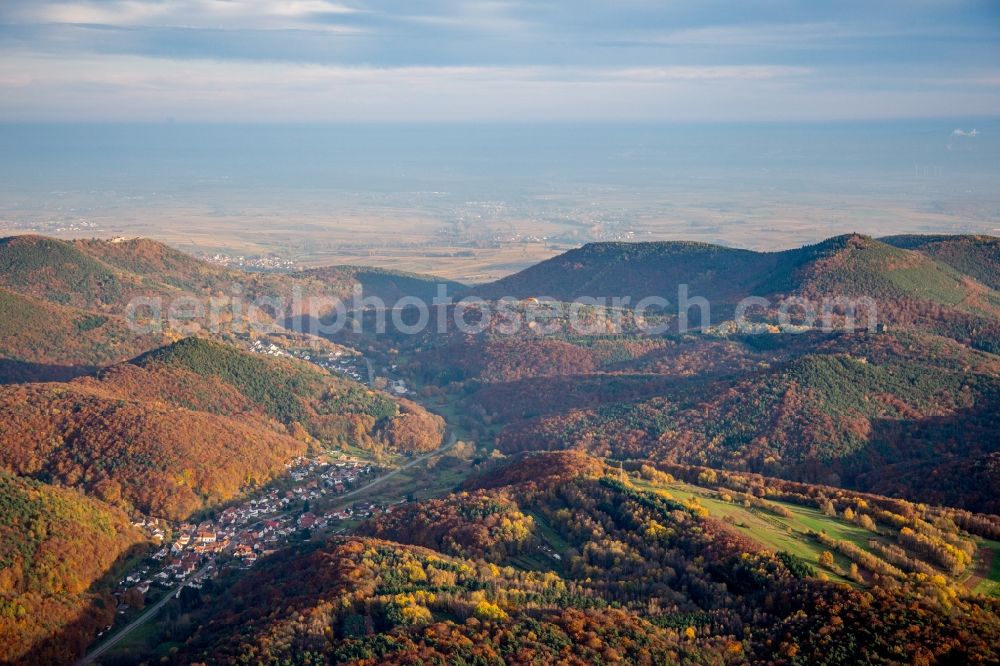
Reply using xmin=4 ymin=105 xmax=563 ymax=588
xmin=0 ymin=231 xmax=997 ymax=664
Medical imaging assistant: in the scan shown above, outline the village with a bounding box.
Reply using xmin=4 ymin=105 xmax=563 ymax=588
xmin=247 ymin=339 xmax=411 ymax=395
xmin=112 ymin=455 xmax=396 ymax=616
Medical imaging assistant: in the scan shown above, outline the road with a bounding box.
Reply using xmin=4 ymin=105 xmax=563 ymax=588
xmin=76 ymin=433 xmax=455 ymax=665
xmin=77 ymin=563 xmax=212 ymax=665
xmin=333 ymin=432 xmax=456 ymax=502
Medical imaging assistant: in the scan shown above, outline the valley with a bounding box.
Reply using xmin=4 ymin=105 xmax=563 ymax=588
xmin=0 ymin=232 xmax=997 ymax=664
xmin=4 ymin=2 xmax=999 ymax=662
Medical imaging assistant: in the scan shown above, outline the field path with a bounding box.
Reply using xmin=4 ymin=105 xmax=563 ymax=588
xmin=965 ymin=543 xmax=995 ymax=592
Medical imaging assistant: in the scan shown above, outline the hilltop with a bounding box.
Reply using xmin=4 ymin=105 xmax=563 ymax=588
xmin=0 ymin=337 xmax=444 ymax=519
xmin=477 ymin=233 xmax=999 ymax=304
xmin=475 ymin=239 xmax=775 ymax=303
xmin=0 ymin=234 xmax=470 ymax=376
xmin=473 ymin=234 xmax=1000 ymax=347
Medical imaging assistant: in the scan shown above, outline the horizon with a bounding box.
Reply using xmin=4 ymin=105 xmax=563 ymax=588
xmin=2 ymin=118 xmax=998 ymax=281
xmin=2 ymin=2 xmax=998 ymax=271
xmin=2 ymin=4 xmax=1000 ymax=661
xmin=2 ymin=1 xmax=999 ymax=122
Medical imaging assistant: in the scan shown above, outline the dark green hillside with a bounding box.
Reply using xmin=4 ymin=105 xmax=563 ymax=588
xmin=135 ymin=336 xmax=324 ymax=423
xmin=781 ymin=234 xmax=975 ymax=305
xmin=0 ymin=235 xmax=133 ymax=308
xmin=882 ymin=234 xmax=1000 ymax=290
xmin=475 ymin=240 xmax=776 ymax=302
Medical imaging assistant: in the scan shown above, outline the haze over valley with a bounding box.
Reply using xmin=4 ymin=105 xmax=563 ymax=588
xmin=1 ymin=1 xmax=999 ymax=664
xmin=2 ymin=121 xmax=998 ymax=281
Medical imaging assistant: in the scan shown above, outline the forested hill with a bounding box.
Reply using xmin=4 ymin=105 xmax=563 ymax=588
xmin=477 ymin=233 xmax=999 ymax=304
xmin=174 ymin=451 xmax=1000 ymax=665
xmin=0 ymin=471 xmax=144 ymax=665
xmin=881 ymin=234 xmax=1000 ymax=290
xmin=0 ymin=337 xmax=444 ymax=519
xmin=472 ymin=233 xmax=1000 ymax=353
xmin=0 ymin=234 xmax=459 ymax=378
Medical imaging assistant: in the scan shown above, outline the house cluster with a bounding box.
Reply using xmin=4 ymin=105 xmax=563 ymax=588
xmin=115 ymin=457 xmax=377 ymax=612
xmin=131 ymin=516 xmax=166 ymax=544
xmin=249 ymin=339 xmax=290 ymax=357
xmin=247 ymin=339 xmax=362 ymax=372
xmin=326 ymin=353 xmax=366 ymax=381
xmin=285 ymin=457 xmax=375 ymax=497
xmin=200 ymin=252 xmax=296 ymax=272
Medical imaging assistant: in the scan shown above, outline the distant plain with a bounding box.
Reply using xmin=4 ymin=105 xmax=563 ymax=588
xmin=2 ymin=121 xmax=997 ymax=281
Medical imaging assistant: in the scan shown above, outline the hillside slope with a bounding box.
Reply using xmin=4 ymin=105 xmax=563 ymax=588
xmin=882 ymin=234 xmax=1000 ymax=290
xmin=495 ymin=332 xmax=1000 ymax=511
xmin=171 ymin=452 xmax=1000 ymax=665
xmin=0 ymin=338 xmax=444 ymax=519
xmin=0 ymin=471 xmax=144 ymax=665
xmin=475 ymin=240 xmax=776 ymax=302
xmin=0 ymin=288 xmax=163 ymax=379
xmin=132 ymin=337 xmax=445 ymax=452
xmin=0 ymin=380 xmax=308 ymax=519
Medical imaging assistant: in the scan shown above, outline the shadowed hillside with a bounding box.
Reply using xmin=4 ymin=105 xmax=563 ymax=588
xmin=488 ymin=331 xmax=1000 ymax=512
xmin=304 ymin=265 xmax=466 ymax=303
xmin=0 ymin=471 xmax=144 ymax=665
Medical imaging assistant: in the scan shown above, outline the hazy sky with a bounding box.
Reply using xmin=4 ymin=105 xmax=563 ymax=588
xmin=0 ymin=1 xmax=998 ymax=121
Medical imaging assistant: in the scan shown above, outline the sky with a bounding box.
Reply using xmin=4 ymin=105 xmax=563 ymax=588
xmin=0 ymin=1 xmax=998 ymax=122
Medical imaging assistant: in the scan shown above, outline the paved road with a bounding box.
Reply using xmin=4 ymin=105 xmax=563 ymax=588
xmin=334 ymin=432 xmax=456 ymax=502
xmin=76 ymin=433 xmax=455 ymax=665
xmin=77 ymin=563 xmax=211 ymax=665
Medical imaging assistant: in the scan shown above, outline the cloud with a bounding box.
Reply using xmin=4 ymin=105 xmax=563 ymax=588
xmin=0 ymin=1 xmax=998 ymax=121
xmin=4 ymin=0 xmax=363 ymax=32
xmin=612 ymin=66 xmax=811 ymax=82
xmin=951 ymin=128 xmax=979 ymax=137
xmin=2 ymin=52 xmax=998 ymax=123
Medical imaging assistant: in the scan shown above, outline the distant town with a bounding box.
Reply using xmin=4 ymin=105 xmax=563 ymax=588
xmin=199 ymin=252 xmax=297 ymax=272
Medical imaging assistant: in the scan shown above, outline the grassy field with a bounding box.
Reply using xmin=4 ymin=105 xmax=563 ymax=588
xmin=632 ymin=475 xmax=1000 ymax=595
xmin=632 ymin=477 xmax=892 ymax=585
xmin=970 ymin=539 xmax=1000 ymax=597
